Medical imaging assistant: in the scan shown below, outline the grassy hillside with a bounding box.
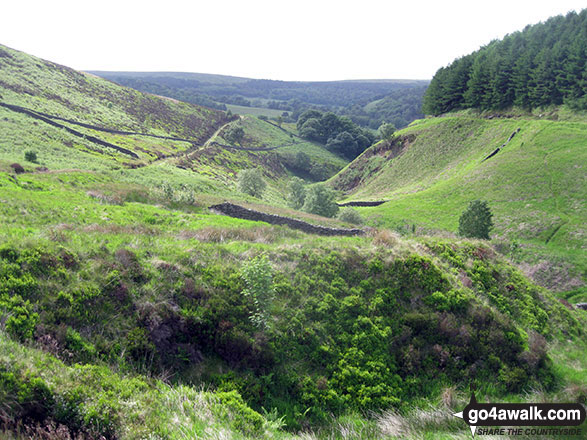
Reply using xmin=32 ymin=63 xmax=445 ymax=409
xmin=0 ymin=44 xmax=349 ymax=206
xmin=330 ymin=108 xmax=587 ymax=299
xmin=0 ymin=45 xmax=230 ymax=161
xmin=1 ymin=166 xmax=585 ymax=439
xmin=1 ymin=45 xmax=586 ymax=440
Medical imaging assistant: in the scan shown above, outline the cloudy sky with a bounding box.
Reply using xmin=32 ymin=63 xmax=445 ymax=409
xmin=1 ymin=0 xmax=584 ymax=81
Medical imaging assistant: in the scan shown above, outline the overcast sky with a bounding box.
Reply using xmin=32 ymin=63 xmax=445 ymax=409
xmin=1 ymin=0 xmax=584 ymax=81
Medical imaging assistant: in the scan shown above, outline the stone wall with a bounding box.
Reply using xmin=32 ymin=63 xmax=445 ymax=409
xmin=209 ymin=202 xmax=364 ymax=236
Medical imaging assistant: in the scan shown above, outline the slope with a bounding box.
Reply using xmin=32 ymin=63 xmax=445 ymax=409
xmin=330 ymin=108 xmax=587 ymax=298
xmin=0 ymin=44 xmax=349 ymax=206
xmin=1 ymin=46 xmax=586 ymax=440
xmin=1 ymin=166 xmax=584 ymax=437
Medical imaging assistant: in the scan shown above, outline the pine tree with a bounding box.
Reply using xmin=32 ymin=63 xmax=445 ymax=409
xmin=458 ymin=200 xmax=494 ymax=240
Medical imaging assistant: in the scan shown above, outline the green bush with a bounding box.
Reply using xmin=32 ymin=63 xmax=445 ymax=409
xmin=302 ymin=184 xmax=339 ymax=217
xmin=24 ymin=150 xmax=38 ymax=163
xmin=1 ymin=295 xmax=39 ymax=342
xmin=241 ymin=255 xmax=274 ymax=328
xmin=287 ymin=177 xmax=306 ymax=209
xmin=237 ymin=169 xmax=266 ymax=198
xmin=378 ymin=122 xmax=396 ymax=140
xmin=224 ymin=125 xmax=245 ymax=146
xmin=337 ymin=207 xmax=364 ymax=225
xmin=208 ymin=390 xmax=265 ymax=436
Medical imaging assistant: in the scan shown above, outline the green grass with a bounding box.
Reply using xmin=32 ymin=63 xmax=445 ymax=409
xmin=2 ymin=43 xmax=587 ymax=440
xmin=331 ymin=109 xmax=587 ymax=298
xmin=226 ymin=104 xmax=286 ymax=118
xmin=0 ymin=44 xmax=230 ymax=170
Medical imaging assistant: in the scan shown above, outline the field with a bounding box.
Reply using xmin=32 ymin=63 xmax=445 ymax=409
xmin=226 ymin=104 xmax=286 ymax=118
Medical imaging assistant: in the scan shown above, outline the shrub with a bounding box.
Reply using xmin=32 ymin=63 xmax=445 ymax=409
xmin=1 ymin=295 xmax=39 ymax=342
xmin=302 ymin=184 xmax=339 ymax=218
xmin=224 ymin=125 xmax=245 ymax=146
xmin=458 ymin=200 xmax=494 ymax=239
xmin=208 ymin=390 xmax=265 ymax=436
xmin=287 ymin=177 xmax=306 ymax=209
xmin=337 ymin=207 xmax=364 ymax=225
xmin=237 ymin=169 xmax=266 ymax=198
xmin=241 ymin=255 xmax=274 ymax=328
xmin=378 ymin=122 xmax=396 ymax=140
xmin=294 ymin=151 xmax=311 ymax=171
xmin=24 ymin=150 xmax=38 ymax=163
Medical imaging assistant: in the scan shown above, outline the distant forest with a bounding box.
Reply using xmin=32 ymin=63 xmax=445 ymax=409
xmin=93 ymin=72 xmax=428 ymax=129
xmin=423 ymin=10 xmax=587 ymax=115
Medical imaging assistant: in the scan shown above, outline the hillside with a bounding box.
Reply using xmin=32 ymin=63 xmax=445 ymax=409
xmin=0 ymin=45 xmax=232 ymax=160
xmin=0 ymin=44 xmax=348 ymax=204
xmin=1 ymin=164 xmax=585 ymax=438
xmin=330 ymin=108 xmax=587 ymax=299
xmin=1 ymin=42 xmax=586 ymax=440
xmin=90 ymin=71 xmax=428 ymax=129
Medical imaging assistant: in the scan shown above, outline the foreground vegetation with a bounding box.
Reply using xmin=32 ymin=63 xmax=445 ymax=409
xmin=0 ymin=166 xmax=585 ymax=438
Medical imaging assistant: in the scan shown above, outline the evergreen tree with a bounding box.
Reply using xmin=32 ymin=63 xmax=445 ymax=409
xmin=458 ymin=200 xmax=494 ymax=239
xmin=424 ymin=10 xmax=587 ymax=114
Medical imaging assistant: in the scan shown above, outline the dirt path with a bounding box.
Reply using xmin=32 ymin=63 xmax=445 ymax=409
xmin=1 ymin=101 xmax=303 ymax=165
xmin=204 ymin=117 xmax=239 ymax=147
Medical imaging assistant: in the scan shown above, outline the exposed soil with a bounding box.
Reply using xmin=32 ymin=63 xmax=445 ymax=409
xmin=481 ymin=128 xmax=520 ymax=162
xmin=337 ymin=200 xmax=387 ymax=207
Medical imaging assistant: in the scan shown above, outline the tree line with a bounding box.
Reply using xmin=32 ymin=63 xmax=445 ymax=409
xmin=94 ymin=72 xmax=428 ymax=129
xmin=423 ymin=10 xmax=587 ymax=115
xmin=296 ymin=110 xmax=377 ymax=160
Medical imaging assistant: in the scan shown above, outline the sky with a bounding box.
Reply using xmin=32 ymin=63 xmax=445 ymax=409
xmin=1 ymin=0 xmax=585 ymax=81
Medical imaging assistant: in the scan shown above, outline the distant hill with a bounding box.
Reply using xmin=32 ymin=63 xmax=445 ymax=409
xmin=91 ymin=70 xmax=429 ymax=129
xmin=423 ymin=9 xmax=587 ymax=115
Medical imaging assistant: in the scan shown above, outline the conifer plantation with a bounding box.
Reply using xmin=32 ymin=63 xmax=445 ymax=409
xmin=423 ymin=10 xmax=587 ymax=114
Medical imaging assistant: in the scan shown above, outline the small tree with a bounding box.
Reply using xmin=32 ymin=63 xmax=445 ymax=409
xmin=287 ymin=177 xmax=306 ymax=209
xmin=225 ymin=125 xmax=245 ymax=146
xmin=326 ymin=131 xmax=358 ymax=159
xmin=24 ymin=151 xmax=38 ymax=163
xmin=294 ymin=151 xmax=311 ymax=171
xmin=237 ymin=169 xmax=266 ymax=198
xmin=302 ymin=184 xmax=339 ymax=218
xmin=458 ymin=200 xmax=494 ymax=239
xmin=378 ymin=122 xmax=396 ymax=140
xmin=337 ymin=207 xmax=364 ymax=225
xmin=241 ymin=255 xmax=274 ymax=328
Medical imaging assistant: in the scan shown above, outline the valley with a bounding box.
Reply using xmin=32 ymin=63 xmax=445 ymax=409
xmin=0 ymin=9 xmax=586 ymax=440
